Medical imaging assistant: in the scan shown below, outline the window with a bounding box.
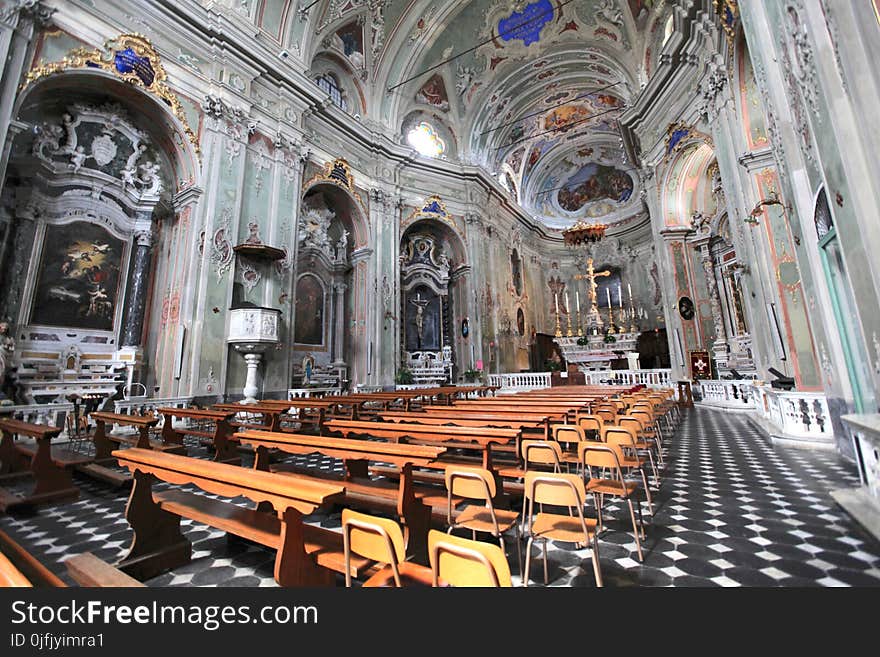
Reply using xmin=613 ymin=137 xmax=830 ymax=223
xmin=406 ymin=122 xmax=446 ymax=158
xmin=315 ymin=73 xmax=347 ymax=111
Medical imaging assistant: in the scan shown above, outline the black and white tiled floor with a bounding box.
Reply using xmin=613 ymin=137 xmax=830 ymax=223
xmin=1 ymin=408 xmax=879 ymax=587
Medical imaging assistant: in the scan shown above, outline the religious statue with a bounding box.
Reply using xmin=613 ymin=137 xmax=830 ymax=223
xmin=69 ymin=146 xmax=87 ymax=173
xmin=410 ymin=292 xmax=430 ymax=347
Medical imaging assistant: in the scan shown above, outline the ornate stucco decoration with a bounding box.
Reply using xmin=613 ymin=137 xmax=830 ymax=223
xmin=714 ymin=0 xmax=739 ymax=50
xmin=304 ymin=157 xmax=366 ymax=211
xmin=663 ymin=122 xmax=714 ymax=163
xmin=23 ymin=33 xmax=200 ymax=157
xmin=404 ymin=195 xmax=460 ymax=236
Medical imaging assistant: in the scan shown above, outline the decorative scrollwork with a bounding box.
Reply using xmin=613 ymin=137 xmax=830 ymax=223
xmin=23 ymin=33 xmax=200 ymax=158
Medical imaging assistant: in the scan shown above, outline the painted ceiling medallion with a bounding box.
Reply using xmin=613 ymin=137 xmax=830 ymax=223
xmin=498 ymin=0 xmax=554 ymax=46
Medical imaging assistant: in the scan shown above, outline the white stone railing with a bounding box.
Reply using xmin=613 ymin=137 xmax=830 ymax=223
xmin=835 ymin=414 xmax=880 ymax=540
xmin=288 ymin=387 xmax=342 ymax=398
xmin=751 ymin=385 xmax=832 ymax=441
xmin=581 ymin=369 xmax=673 ymax=388
xmin=0 ymin=402 xmax=75 ymax=436
xmin=488 ymin=372 xmax=552 ymax=392
xmin=695 ymin=379 xmax=758 ymax=409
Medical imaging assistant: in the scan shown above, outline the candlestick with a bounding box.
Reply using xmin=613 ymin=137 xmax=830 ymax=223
xmin=555 ymin=293 xmax=559 ymax=316
xmin=627 ymin=282 xmax=632 ymax=302
xmin=575 ymin=291 xmax=580 ymax=312
xmin=565 ymin=292 xmax=570 ymax=313
xmin=606 ymin=287 xmax=611 ymax=309
xmin=618 ymin=284 xmax=623 ymax=309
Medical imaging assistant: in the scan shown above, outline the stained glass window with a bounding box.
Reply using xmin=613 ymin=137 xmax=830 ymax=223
xmin=406 ymin=122 xmax=446 ymax=158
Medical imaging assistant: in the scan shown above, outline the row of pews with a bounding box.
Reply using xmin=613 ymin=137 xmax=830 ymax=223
xmin=1 ymin=383 xmax=680 ymax=587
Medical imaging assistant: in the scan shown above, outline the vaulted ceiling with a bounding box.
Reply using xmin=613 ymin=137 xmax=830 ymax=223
xmin=285 ymin=0 xmax=669 ymax=229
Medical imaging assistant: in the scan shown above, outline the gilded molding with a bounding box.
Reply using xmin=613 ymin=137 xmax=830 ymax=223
xmin=22 ymin=33 xmax=200 ymax=158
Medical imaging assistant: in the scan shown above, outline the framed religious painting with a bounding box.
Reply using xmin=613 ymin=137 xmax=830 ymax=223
xmin=689 ymin=349 xmax=712 ymax=380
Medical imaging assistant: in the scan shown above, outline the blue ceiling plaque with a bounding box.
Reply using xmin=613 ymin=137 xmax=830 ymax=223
xmin=498 ymin=0 xmax=554 ymax=46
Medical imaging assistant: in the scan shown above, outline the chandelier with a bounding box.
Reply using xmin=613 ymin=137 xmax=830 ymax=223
xmin=562 ymin=220 xmax=607 ymax=247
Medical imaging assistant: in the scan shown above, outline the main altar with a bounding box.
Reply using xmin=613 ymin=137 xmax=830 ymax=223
xmin=552 ymin=256 xmax=641 ymax=370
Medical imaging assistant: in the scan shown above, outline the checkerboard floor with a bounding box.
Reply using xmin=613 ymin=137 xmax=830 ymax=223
xmin=1 ymin=408 xmax=878 ymax=587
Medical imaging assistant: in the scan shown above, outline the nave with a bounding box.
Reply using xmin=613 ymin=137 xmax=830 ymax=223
xmin=1 ymin=408 xmax=877 ymax=588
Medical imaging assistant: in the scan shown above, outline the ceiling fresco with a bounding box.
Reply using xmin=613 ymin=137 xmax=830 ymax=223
xmin=299 ymin=0 xmax=663 ymax=229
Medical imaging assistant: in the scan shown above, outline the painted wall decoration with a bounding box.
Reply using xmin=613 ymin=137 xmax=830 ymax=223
xmin=30 ymin=221 xmax=124 ymax=331
xmin=557 ymin=163 xmax=633 ymax=211
xmin=294 ymin=275 xmax=325 ymax=345
xmin=511 ymin=248 xmax=523 ymax=296
xmin=498 ymin=0 xmax=554 ymax=46
xmin=416 ymin=74 xmax=450 ymax=111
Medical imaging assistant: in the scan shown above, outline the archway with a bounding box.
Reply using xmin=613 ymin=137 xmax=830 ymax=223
xmin=399 ymin=217 xmax=468 ymax=384
xmin=0 ymin=68 xmax=200 ymax=402
xmin=291 ymin=181 xmax=367 ymax=389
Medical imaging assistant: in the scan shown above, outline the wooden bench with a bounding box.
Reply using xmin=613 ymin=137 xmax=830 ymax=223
xmin=112 ymin=447 xmax=367 ymax=586
xmin=322 ymin=419 xmax=522 ymax=504
xmin=0 ymin=527 xmax=142 ymax=587
xmin=0 ymin=418 xmax=85 ymax=512
xmin=235 ymin=429 xmax=449 ymax=562
xmin=259 ymin=399 xmax=332 ymax=431
xmin=213 ymin=403 xmax=285 ymax=432
xmin=157 ymin=407 xmax=238 ymax=464
xmin=78 ymin=412 xmax=173 ymax=487
xmin=382 ymin=410 xmax=551 ymax=439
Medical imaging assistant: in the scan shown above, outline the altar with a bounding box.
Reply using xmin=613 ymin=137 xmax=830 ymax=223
xmin=554 ymin=333 xmax=640 ymax=370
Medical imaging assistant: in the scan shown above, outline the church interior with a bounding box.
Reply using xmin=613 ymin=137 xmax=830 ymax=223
xmin=0 ymin=0 xmax=879 ymax=588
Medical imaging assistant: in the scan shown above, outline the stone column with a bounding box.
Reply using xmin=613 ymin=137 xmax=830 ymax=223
xmin=122 ymin=230 xmax=153 ymax=347
xmin=331 ymin=281 xmax=347 ymax=366
xmin=698 ymin=243 xmax=729 ymax=370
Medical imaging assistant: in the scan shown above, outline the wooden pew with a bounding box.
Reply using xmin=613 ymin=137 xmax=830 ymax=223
xmin=378 ymin=410 xmax=550 ymax=439
xmin=111 ymin=447 xmax=367 ymax=586
xmin=157 ymin=407 xmax=238 ymax=464
xmin=213 ymin=403 xmax=284 ymax=432
xmin=0 ymin=418 xmax=84 ymax=511
xmin=80 ymin=411 xmax=179 ymax=487
xmin=259 ymin=399 xmax=334 ymax=430
xmin=235 ymin=429 xmax=447 ymax=562
xmin=0 ymin=528 xmax=142 ymax=587
xmin=322 ymin=419 xmax=521 ymax=504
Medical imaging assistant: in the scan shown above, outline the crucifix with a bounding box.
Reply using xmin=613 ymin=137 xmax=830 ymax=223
xmin=574 ymin=257 xmax=611 ymax=331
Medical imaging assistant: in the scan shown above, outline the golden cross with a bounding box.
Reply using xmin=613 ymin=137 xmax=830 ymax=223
xmin=574 ymin=258 xmax=611 ymax=310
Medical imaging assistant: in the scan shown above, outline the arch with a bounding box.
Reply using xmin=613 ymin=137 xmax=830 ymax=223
xmin=310 ymin=51 xmax=366 ymax=115
xmin=660 ymin=142 xmax=716 ymax=227
xmin=301 ymin=159 xmax=369 ymax=248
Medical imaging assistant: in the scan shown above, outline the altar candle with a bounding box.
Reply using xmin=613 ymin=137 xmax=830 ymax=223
xmin=565 ymin=292 xmax=570 ymax=313
xmin=575 ymin=291 xmax=580 ymax=312
xmin=555 ymin=293 xmax=559 ymax=315
xmin=618 ymin=284 xmax=623 ymax=308
xmin=628 ymin=283 xmax=632 ymax=301
xmin=606 ymin=287 xmax=611 ymax=308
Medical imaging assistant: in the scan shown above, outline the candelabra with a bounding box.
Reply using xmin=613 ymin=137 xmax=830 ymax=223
xmin=617 ymin=308 xmax=628 ymax=333
xmin=555 ymin=310 xmax=562 ymax=338
xmin=606 ymin=304 xmax=616 ymax=334
xmin=577 ymin=308 xmax=584 ymax=337
xmin=629 ymin=305 xmax=638 ymax=334
xmin=566 ymin=308 xmax=573 ymax=337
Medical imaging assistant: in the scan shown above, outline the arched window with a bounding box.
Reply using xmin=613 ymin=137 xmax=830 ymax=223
xmin=315 ymin=73 xmax=347 ymax=111
xmin=406 ymin=121 xmax=446 ymax=158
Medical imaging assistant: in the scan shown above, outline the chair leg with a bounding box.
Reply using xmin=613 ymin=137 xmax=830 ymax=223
xmin=590 ymin=535 xmax=603 ymax=588
xmin=593 ymin=493 xmax=604 ymax=533
xmin=637 ymin=500 xmax=645 ymax=540
xmin=523 ymin=536 xmax=534 ymax=587
xmin=645 ymin=448 xmax=660 ymax=487
xmin=627 ymin=498 xmax=644 ymax=562
xmin=542 ymin=538 xmax=549 ymax=585
xmin=640 ymin=468 xmax=654 ymax=516
xmin=514 ymin=527 xmax=523 ymax=577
